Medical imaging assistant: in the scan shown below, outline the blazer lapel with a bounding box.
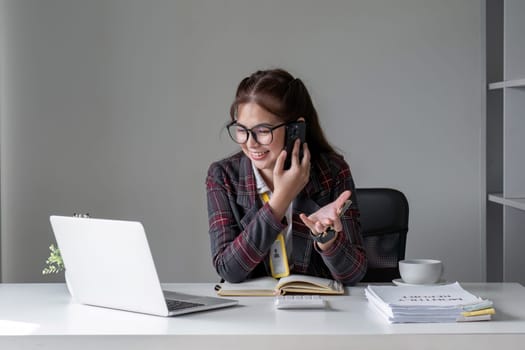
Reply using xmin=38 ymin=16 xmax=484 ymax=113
xmin=235 ymin=155 xmax=262 ymax=230
xmin=236 ymin=155 xmax=258 ymax=208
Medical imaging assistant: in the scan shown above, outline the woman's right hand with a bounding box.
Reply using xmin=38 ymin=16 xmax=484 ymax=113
xmin=268 ymin=140 xmax=310 ymax=219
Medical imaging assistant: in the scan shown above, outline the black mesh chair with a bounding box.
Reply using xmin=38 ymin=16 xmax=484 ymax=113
xmin=355 ymin=188 xmax=409 ymax=282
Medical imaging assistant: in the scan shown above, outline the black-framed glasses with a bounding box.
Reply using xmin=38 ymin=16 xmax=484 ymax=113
xmin=227 ymin=121 xmax=288 ymax=145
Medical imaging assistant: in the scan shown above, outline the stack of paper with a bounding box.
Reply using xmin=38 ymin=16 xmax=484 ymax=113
xmin=365 ymin=282 xmax=495 ymax=323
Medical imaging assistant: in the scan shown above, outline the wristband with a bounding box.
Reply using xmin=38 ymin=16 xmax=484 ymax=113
xmin=310 ymin=228 xmax=337 ymax=244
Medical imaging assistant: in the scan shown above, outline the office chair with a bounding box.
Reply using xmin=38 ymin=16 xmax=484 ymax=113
xmin=355 ymin=188 xmax=409 ymax=282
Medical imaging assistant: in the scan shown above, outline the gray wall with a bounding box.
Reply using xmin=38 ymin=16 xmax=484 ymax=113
xmin=1 ymin=0 xmax=485 ymax=283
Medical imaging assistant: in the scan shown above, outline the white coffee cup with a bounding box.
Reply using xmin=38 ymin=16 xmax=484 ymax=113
xmin=398 ymin=259 xmax=443 ymax=284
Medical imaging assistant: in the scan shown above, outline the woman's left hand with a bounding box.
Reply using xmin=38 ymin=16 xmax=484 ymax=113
xmin=299 ymin=190 xmax=351 ymax=248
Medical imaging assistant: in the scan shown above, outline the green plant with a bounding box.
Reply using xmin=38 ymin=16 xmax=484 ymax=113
xmin=42 ymin=244 xmax=64 ymax=274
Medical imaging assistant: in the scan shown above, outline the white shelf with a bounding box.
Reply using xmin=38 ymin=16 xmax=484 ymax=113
xmin=486 ymin=0 xmax=525 ymax=284
xmin=488 ymin=78 xmax=525 ymax=90
xmin=488 ymin=193 xmax=525 ymax=211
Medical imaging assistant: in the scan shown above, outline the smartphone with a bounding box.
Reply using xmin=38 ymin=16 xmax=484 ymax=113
xmin=283 ymin=121 xmax=306 ymax=170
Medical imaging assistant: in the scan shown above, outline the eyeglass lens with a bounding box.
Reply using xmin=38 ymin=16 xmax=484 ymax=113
xmin=228 ymin=124 xmax=274 ymax=145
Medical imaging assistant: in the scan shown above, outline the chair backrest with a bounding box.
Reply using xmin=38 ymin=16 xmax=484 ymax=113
xmin=355 ymin=188 xmax=409 ymax=282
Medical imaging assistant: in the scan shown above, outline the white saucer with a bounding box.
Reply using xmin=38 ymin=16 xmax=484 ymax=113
xmin=392 ymin=278 xmax=449 ymax=287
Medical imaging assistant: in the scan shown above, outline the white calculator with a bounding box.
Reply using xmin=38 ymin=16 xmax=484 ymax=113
xmin=274 ymin=295 xmax=326 ymax=309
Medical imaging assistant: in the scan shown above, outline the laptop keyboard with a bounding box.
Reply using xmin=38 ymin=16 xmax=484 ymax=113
xmin=166 ymin=299 xmax=204 ymax=311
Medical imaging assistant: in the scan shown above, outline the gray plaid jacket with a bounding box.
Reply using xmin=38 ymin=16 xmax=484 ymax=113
xmin=206 ymin=151 xmax=367 ymax=285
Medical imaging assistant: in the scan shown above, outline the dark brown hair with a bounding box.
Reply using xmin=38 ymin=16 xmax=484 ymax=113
xmin=230 ymin=69 xmax=337 ymax=160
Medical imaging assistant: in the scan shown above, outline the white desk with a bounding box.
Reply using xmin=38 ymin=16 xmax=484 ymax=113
xmin=1 ymin=283 xmax=525 ymax=349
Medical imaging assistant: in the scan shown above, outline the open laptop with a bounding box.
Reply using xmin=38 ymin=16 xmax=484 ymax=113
xmin=49 ymin=215 xmax=238 ymax=316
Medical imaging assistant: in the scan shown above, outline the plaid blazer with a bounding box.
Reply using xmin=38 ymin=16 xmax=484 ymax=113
xmin=206 ymin=151 xmax=367 ymax=285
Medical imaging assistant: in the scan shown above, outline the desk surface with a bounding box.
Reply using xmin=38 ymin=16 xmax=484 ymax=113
xmin=1 ymin=282 xmax=525 ymax=349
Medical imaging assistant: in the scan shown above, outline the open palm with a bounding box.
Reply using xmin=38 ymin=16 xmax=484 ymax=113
xmin=299 ymin=190 xmax=351 ymax=234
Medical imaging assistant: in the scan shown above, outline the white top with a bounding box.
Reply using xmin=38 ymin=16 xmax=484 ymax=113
xmin=252 ymin=162 xmax=293 ymax=259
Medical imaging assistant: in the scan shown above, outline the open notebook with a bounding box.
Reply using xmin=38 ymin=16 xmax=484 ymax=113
xmin=215 ymin=274 xmax=344 ymax=296
xmin=50 ymin=215 xmax=237 ymax=316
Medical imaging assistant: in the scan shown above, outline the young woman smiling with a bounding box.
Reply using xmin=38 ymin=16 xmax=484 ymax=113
xmin=206 ymin=69 xmax=367 ymax=285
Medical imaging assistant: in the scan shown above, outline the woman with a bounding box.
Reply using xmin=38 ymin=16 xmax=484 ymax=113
xmin=206 ymin=69 xmax=367 ymax=285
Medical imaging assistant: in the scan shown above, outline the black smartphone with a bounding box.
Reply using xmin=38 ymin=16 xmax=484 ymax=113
xmin=283 ymin=121 xmax=306 ymax=170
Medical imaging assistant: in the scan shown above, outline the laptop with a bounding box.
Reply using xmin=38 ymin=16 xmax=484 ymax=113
xmin=49 ymin=215 xmax=238 ymax=316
